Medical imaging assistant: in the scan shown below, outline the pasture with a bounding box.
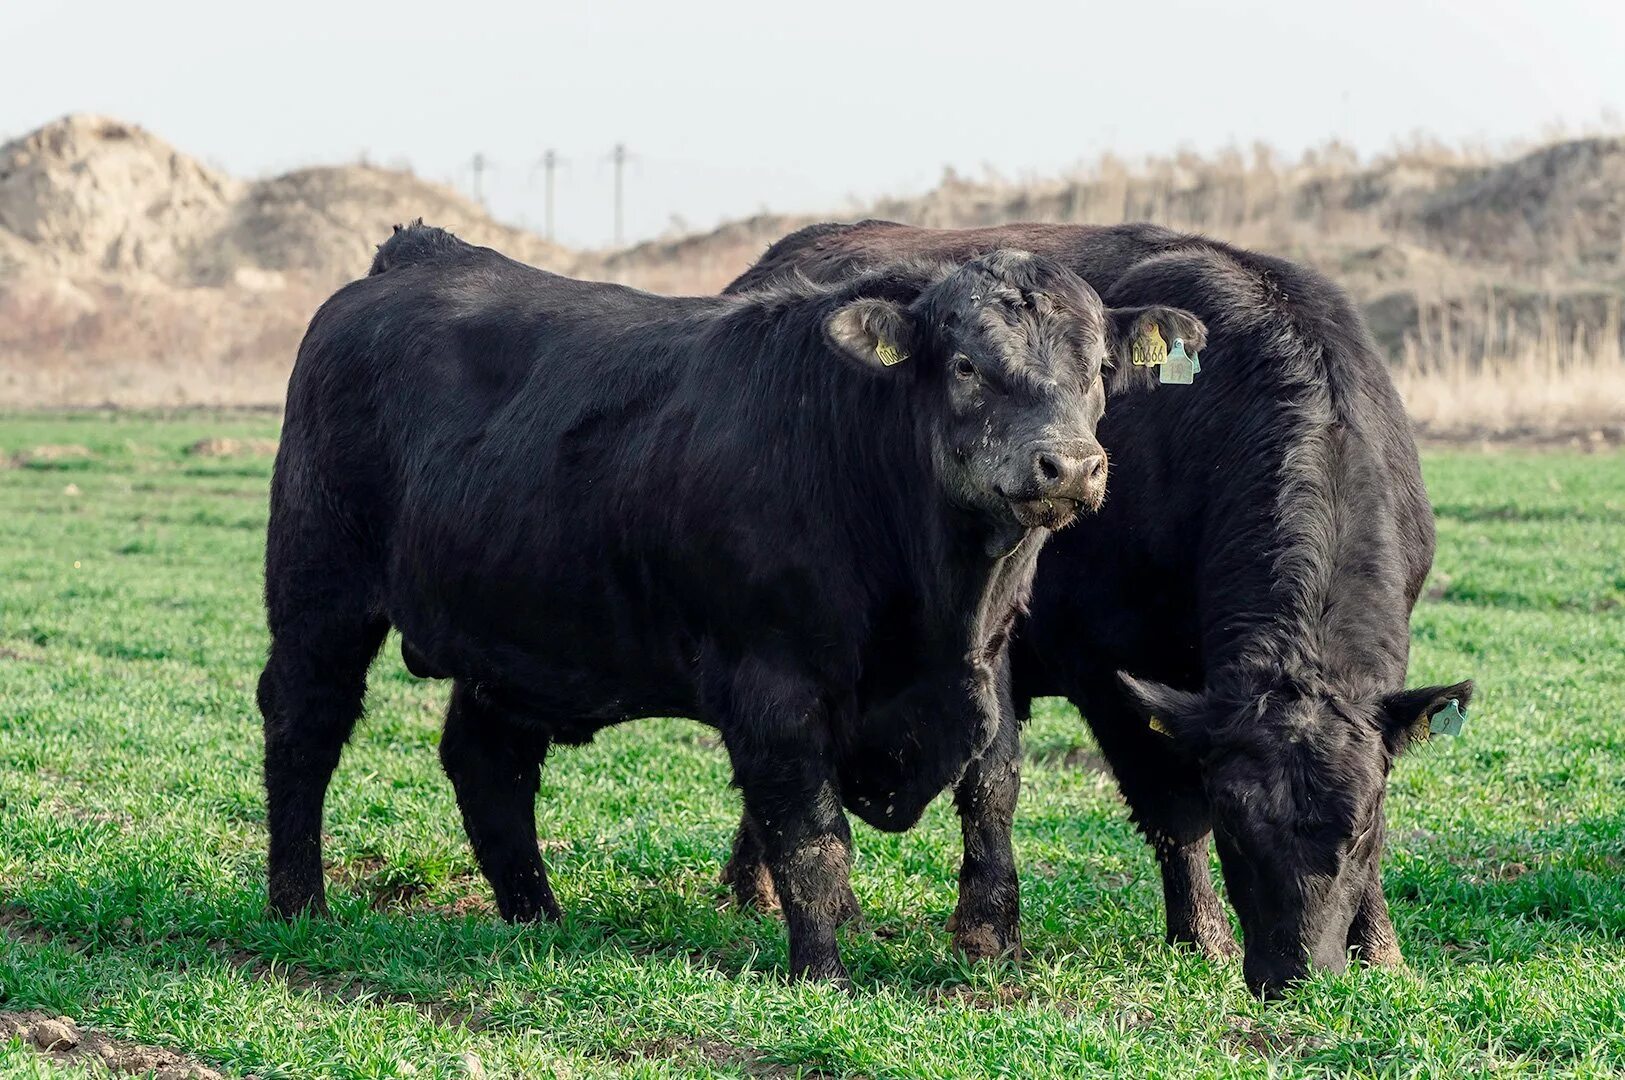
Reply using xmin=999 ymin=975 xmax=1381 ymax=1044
xmin=0 ymin=411 xmax=1622 ymax=1078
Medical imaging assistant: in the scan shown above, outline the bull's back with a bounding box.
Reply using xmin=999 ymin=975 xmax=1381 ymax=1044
xmin=732 ymin=222 xmax=1433 ymax=694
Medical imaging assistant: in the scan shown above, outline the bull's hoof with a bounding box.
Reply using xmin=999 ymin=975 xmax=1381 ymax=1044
xmin=268 ymin=883 xmax=328 ymax=920
xmin=1166 ymin=905 xmax=1240 ymax=961
xmin=1354 ymin=941 xmax=1406 ymax=970
xmin=1168 ymin=926 xmax=1241 ymax=961
xmin=789 ymin=957 xmax=851 ymax=985
xmin=497 ymin=888 xmax=562 ymax=923
xmin=951 ymin=920 xmax=1021 ymax=963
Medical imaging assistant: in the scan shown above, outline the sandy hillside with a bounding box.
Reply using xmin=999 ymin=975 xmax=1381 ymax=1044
xmin=2 ymin=114 xmax=1623 ymax=436
xmin=0 ymin=115 xmax=576 ymax=405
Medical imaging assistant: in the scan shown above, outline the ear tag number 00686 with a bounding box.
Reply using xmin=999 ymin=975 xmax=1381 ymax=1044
xmin=875 ymin=341 xmax=908 ymax=367
xmin=1131 ymin=324 xmax=1168 ymax=368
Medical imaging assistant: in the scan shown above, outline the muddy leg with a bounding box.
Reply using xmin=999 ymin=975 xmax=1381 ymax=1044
xmin=718 ymin=661 xmax=853 ymax=981
xmin=1346 ymin=863 xmax=1404 ymax=968
xmin=723 ymin=810 xmax=782 ymax=912
xmin=724 ymin=807 xmax=862 ymax=924
xmin=439 ymin=682 xmax=560 ymax=922
xmin=949 ymin=711 xmax=1022 ymax=962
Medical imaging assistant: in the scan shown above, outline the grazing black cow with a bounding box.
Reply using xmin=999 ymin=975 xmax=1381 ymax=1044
xmin=723 ymin=220 xmax=1475 ymax=995
xmin=258 ymin=223 xmax=1207 ymax=981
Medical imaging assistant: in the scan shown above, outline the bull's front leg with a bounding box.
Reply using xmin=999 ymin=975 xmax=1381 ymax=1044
xmin=439 ymin=682 xmax=560 ymax=922
xmin=717 ymin=660 xmax=855 ymax=982
xmin=1346 ymin=860 xmax=1405 ymax=968
xmin=723 ymin=807 xmax=863 ymax=925
xmin=948 ymin=706 xmax=1022 ymax=962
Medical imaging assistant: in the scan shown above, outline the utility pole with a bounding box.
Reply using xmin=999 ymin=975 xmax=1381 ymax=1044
xmin=610 ymin=142 xmax=627 ymax=246
xmin=470 ymin=152 xmax=489 ymax=208
xmin=537 ymin=149 xmax=562 ymax=241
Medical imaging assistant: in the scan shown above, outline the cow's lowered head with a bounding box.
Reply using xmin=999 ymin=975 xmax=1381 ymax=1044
xmin=824 ymin=249 xmax=1206 ymax=540
xmin=1120 ymin=672 xmax=1475 ymax=998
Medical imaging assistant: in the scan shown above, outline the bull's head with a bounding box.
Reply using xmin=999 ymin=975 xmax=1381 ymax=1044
xmin=1122 ymin=673 xmax=1475 ymax=997
xmin=825 ymin=250 xmax=1206 ymax=541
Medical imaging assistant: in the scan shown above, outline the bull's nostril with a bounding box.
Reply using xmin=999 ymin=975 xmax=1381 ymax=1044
xmin=1083 ymin=454 xmax=1107 ymax=483
xmin=1036 ymin=453 xmax=1061 ymax=483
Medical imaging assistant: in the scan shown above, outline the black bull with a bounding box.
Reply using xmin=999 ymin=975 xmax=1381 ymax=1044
xmin=723 ymin=220 xmax=1475 ymax=996
xmin=257 ymin=223 xmax=1206 ymax=981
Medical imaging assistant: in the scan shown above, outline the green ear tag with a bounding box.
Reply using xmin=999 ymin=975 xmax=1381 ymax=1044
xmin=1148 ymin=715 xmax=1173 ymax=737
xmin=1429 ymin=698 xmax=1467 ymax=737
xmin=875 ymin=341 xmax=908 ymax=367
xmin=1131 ymin=324 xmax=1168 ymax=367
xmin=1160 ymin=338 xmax=1196 ymax=385
xmin=1176 ymin=337 xmax=1201 ymax=374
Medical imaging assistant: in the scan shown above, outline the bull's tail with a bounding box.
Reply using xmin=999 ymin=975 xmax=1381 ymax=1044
xmin=368 ymin=220 xmax=469 ymax=276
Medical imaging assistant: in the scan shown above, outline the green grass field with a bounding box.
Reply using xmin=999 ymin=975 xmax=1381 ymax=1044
xmin=1 ymin=412 xmax=1621 ymax=1079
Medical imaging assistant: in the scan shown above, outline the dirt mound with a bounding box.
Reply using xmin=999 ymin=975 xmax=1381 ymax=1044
xmin=200 ymin=164 xmax=575 ymax=288
xmin=0 ymin=115 xmax=241 ymax=281
xmin=0 ymin=114 xmax=575 ymax=290
xmin=0 ymin=1011 xmax=227 ymax=1079
xmin=0 ymin=114 xmax=582 ymax=405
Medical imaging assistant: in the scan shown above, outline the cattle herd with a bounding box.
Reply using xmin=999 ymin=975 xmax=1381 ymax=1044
xmin=258 ymin=217 xmax=1474 ymax=998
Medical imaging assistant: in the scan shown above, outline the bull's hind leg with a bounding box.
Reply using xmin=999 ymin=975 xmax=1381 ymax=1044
xmin=439 ymin=682 xmax=560 ymax=922
xmin=260 ymin=608 xmax=387 ymax=917
xmin=948 ymin=709 xmax=1022 ymax=962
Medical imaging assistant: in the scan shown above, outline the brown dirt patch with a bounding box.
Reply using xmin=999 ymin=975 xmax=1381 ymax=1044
xmin=8 ymin=444 xmax=91 ymax=467
xmin=925 ymin=982 xmax=1029 ymax=1009
xmin=613 ymin=1036 xmax=810 ymax=1078
xmin=0 ymin=1011 xmax=229 ymax=1079
xmin=185 ymin=437 xmax=278 ymax=458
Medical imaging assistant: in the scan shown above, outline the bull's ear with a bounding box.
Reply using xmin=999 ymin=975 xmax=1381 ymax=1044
xmin=1103 ymin=305 xmax=1209 ymax=373
xmin=1118 ymin=672 xmax=1209 ymax=755
xmin=826 ymin=298 xmax=916 ymax=375
xmin=1380 ymin=680 xmax=1475 ymax=754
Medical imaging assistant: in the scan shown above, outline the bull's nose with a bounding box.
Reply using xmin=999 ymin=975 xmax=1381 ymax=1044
xmin=1034 ymin=450 xmax=1108 ymax=503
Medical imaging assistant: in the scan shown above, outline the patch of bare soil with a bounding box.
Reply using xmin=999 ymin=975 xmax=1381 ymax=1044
xmin=184 ymin=436 xmax=278 ymax=458
xmin=0 ymin=1011 xmax=228 ymax=1079
xmin=924 ymin=982 xmax=1029 ymax=1009
xmin=7 ymin=443 xmax=92 ymax=467
xmin=613 ymin=1036 xmax=812 ymax=1078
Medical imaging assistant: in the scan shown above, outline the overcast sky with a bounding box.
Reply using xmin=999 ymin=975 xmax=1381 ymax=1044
xmin=5 ymin=0 xmax=1623 ymax=249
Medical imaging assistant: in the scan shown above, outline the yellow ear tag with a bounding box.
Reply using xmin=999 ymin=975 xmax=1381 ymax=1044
xmin=1131 ymin=324 xmax=1168 ymax=367
xmin=1148 ymin=715 xmax=1173 ymax=737
xmin=875 ymin=340 xmax=908 ymax=367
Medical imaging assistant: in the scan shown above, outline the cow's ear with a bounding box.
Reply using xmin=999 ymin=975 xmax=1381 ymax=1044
xmin=1380 ymin=680 xmax=1475 ymax=754
xmin=826 ymin=298 xmax=917 ymax=375
xmin=1103 ymin=305 xmax=1209 ymax=373
xmin=1118 ymin=672 xmax=1209 ymax=755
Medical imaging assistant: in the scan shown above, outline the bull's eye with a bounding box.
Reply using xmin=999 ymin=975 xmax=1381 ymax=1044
xmin=953 ymin=355 xmax=977 ymax=380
